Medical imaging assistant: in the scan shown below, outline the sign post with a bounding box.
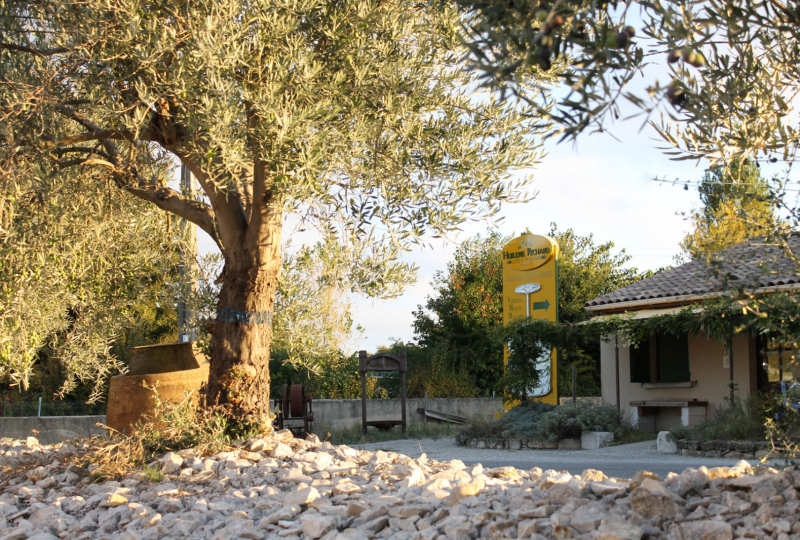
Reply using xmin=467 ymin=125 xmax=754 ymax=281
xmin=502 ymin=234 xmax=559 ymax=405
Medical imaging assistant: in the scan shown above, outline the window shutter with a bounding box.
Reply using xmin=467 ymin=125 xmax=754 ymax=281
xmin=658 ymin=332 xmax=690 ymax=383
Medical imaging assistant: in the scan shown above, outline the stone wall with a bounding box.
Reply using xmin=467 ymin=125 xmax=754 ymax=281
xmin=0 ymin=415 xmax=106 ymax=445
xmin=676 ymin=439 xmax=776 ymax=459
xmin=308 ymin=398 xmax=504 ymax=432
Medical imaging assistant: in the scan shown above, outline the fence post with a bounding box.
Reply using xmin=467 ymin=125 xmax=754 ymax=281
xmin=37 ymin=397 xmax=42 ymax=417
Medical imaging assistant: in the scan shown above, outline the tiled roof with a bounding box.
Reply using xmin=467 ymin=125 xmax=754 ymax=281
xmin=586 ymin=234 xmax=800 ymax=312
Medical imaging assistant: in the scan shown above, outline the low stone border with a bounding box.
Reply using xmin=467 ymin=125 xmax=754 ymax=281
xmin=463 ymin=432 xmax=614 ymax=451
xmin=676 ymin=439 xmax=780 ymax=459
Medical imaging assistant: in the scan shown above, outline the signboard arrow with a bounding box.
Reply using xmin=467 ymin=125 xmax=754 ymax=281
xmin=532 ymin=298 xmax=551 ymax=312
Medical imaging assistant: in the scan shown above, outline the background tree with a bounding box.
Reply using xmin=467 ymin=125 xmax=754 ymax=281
xmin=677 ymin=161 xmax=778 ymax=264
xmin=413 ymin=231 xmax=508 ymax=395
xmin=1 ymin=0 xmax=546 ymax=420
xmin=413 ymin=226 xmax=653 ymax=396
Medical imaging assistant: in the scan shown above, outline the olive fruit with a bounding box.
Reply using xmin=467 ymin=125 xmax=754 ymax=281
xmin=538 ymin=48 xmax=552 ymax=70
xmin=623 ymin=26 xmax=635 ymax=38
xmin=551 ymin=14 xmax=564 ymax=28
xmin=605 ymin=33 xmax=618 ymax=48
xmin=615 ymin=32 xmax=630 ymax=48
xmin=535 ymin=9 xmax=548 ymax=22
xmin=666 ymin=82 xmax=686 ymax=107
xmin=667 ymin=49 xmax=682 ymax=63
xmin=686 ymin=51 xmax=706 ymax=67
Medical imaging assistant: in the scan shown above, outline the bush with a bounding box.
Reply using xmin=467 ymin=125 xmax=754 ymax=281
xmin=84 ymin=385 xmax=266 ymax=480
xmin=501 ymin=401 xmax=557 ymax=438
xmin=534 ymin=405 xmax=582 ymax=441
xmin=668 ymin=393 xmax=768 ymax=442
xmin=458 ymin=401 xmax=631 ymax=444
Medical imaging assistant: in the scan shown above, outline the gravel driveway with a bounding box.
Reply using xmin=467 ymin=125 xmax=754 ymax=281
xmin=352 ymin=438 xmax=760 ymax=479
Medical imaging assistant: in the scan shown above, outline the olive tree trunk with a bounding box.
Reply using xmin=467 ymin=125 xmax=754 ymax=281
xmin=205 ymin=201 xmax=282 ymax=421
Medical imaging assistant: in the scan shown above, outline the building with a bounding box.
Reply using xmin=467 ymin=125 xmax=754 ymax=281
xmin=585 ymin=235 xmax=800 ymax=431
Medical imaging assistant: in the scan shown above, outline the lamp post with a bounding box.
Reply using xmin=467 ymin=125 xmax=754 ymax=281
xmin=178 ymin=164 xmax=197 ymax=342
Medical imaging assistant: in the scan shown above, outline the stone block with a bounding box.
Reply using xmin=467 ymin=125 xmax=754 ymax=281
xmin=581 ymin=432 xmax=614 ymax=450
xmin=683 ymin=440 xmax=701 ymax=451
xmin=508 ymin=439 xmax=522 ymax=451
xmin=528 ymin=439 xmax=544 ymax=449
xmin=732 ymin=441 xmax=756 ymax=453
xmin=656 ymin=431 xmax=677 ymax=454
xmin=558 ymin=438 xmax=582 ymax=450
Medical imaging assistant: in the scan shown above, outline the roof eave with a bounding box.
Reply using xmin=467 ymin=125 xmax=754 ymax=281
xmin=584 ymin=282 xmax=800 ymax=315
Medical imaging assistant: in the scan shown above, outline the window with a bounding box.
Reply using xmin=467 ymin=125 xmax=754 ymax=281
xmin=630 ymin=340 xmax=650 ymax=383
xmin=630 ymin=332 xmax=690 ymax=384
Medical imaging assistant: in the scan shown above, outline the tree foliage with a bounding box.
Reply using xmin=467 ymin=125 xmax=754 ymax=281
xmin=0 ymin=0 xmax=548 ymax=417
xmin=413 ymin=231 xmax=508 ymax=394
xmin=456 ymin=0 xmax=800 ymax=183
xmin=0 ymin=135 xmax=183 ymax=401
xmin=677 ymin=161 xmax=778 ymax=264
xmin=413 ymin=226 xmax=652 ymax=397
xmin=551 ymin=224 xmax=654 ymax=324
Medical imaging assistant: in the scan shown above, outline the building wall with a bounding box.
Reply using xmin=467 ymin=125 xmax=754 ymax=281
xmin=600 ymin=333 xmax=754 ymax=430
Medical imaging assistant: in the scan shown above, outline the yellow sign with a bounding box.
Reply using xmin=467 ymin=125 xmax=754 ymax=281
xmin=502 ymin=234 xmax=559 ymax=405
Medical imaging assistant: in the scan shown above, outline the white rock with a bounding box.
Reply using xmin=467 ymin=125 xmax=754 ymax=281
xmin=598 ymin=520 xmax=643 ymax=540
xmin=301 ymin=515 xmax=334 ymax=538
xmin=270 ymin=442 xmax=293 ymax=458
xmin=676 ymin=520 xmax=733 ymax=540
xmin=657 ymin=432 xmax=678 ymax=454
xmin=284 ymin=486 xmax=320 ymax=506
xmin=160 ymin=452 xmax=183 ymax=474
xmin=581 ymin=432 xmax=614 ymax=450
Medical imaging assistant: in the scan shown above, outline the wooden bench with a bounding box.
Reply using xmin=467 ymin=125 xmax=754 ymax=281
xmin=629 ymin=399 xmax=708 ymax=431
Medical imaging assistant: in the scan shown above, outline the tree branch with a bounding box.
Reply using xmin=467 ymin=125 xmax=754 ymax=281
xmin=171 ymin=150 xmax=247 ymax=251
xmin=125 ymin=184 xmax=220 ymax=247
xmin=0 ymin=42 xmax=70 ymax=56
xmin=43 ymin=130 xmax=138 ymax=149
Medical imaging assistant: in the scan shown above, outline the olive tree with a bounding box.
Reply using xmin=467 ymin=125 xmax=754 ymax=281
xmin=0 ymin=124 xmax=181 ymax=401
xmin=458 ymin=0 xmax=800 ymax=171
xmin=1 ymin=0 xmax=545 ymax=420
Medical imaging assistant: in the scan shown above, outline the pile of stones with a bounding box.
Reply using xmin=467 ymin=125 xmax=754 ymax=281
xmin=0 ymin=430 xmax=797 ymax=540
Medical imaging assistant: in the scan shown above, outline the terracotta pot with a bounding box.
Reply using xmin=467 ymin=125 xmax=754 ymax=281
xmin=105 ymin=364 xmax=209 ymax=435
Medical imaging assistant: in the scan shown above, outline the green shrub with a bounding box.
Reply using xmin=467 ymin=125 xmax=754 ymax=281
xmin=666 ymin=393 xmax=770 ymax=442
xmin=668 ymin=394 xmax=767 ymax=442
xmin=576 ymin=403 xmax=627 ymax=434
xmin=534 ymin=405 xmax=582 ymax=441
xmin=458 ymin=401 xmax=632 ymax=444
xmin=500 ymin=401 xmax=557 ymax=438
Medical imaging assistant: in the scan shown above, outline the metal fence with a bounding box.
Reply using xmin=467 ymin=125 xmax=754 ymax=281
xmin=0 ymin=398 xmax=105 ymax=418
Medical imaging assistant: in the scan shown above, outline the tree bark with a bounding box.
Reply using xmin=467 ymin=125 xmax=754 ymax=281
xmin=205 ymin=199 xmax=282 ymax=421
